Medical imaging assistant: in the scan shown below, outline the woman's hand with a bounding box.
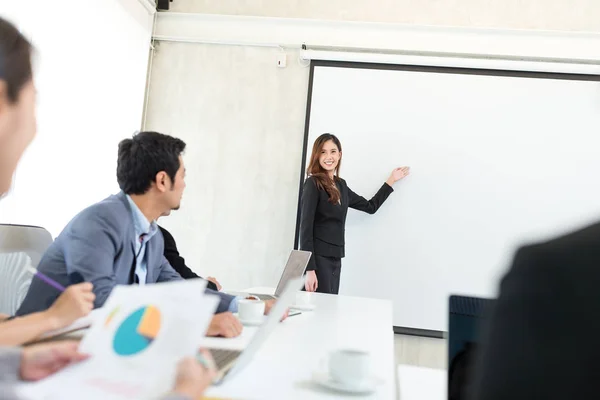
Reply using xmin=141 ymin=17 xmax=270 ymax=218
xmin=45 ymin=282 xmax=95 ymax=329
xmin=386 ymin=166 xmax=410 ymax=186
xmin=20 ymin=341 xmax=89 ymax=381
xmin=305 ymin=270 xmax=318 ymax=292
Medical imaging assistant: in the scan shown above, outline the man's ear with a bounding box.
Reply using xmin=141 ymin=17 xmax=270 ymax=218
xmin=155 ymin=171 xmax=169 ymax=193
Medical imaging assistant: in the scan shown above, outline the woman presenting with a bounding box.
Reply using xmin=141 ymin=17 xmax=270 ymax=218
xmin=300 ymin=133 xmax=409 ymax=294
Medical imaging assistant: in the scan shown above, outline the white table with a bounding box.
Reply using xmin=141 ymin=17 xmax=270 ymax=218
xmin=397 ymin=365 xmax=446 ymax=400
xmin=202 ymin=287 xmax=397 ymax=400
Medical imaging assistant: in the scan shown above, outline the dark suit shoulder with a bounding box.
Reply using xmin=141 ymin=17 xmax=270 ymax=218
xmin=522 ymin=220 xmax=600 ymax=256
xmin=510 ymin=220 xmax=600 ymax=279
xmin=542 ymin=220 xmax=600 ymax=248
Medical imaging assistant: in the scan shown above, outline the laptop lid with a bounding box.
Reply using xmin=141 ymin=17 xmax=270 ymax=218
xmin=273 ymin=250 xmax=311 ymax=297
xmin=220 ymin=275 xmax=305 ymax=382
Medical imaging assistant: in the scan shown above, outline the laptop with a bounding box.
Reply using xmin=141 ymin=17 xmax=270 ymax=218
xmin=249 ymin=250 xmax=311 ymax=301
xmin=447 ymin=295 xmax=495 ymax=400
xmin=206 ymin=276 xmax=305 ymax=384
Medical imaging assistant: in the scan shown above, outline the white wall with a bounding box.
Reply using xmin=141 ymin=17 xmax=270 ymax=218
xmin=0 ymin=0 xmax=154 ymax=237
xmin=145 ymin=43 xmax=308 ymax=289
xmin=145 ymin=1 xmax=600 ymax=292
xmin=170 ymin=0 xmax=600 ymax=31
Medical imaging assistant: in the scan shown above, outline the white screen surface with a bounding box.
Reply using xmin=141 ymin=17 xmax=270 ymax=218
xmin=302 ymin=63 xmax=600 ymax=331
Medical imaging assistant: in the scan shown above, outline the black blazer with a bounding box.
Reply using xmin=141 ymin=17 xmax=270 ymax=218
xmin=159 ymin=225 xmax=218 ymax=291
xmin=299 ymin=176 xmax=393 ymax=271
xmin=470 ymin=221 xmax=600 ymax=400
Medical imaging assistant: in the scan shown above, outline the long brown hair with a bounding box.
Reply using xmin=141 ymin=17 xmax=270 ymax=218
xmin=307 ymin=133 xmax=342 ymax=204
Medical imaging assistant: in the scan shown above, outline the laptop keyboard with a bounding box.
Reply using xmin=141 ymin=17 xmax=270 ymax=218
xmin=253 ymin=294 xmax=276 ymax=301
xmin=208 ymin=348 xmax=242 ymax=371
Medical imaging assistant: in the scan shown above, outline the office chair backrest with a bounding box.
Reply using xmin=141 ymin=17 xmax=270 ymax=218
xmin=0 ymin=224 xmax=53 ymax=314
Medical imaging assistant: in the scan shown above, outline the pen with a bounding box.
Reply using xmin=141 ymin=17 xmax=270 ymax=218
xmin=27 ymin=267 xmax=66 ymax=292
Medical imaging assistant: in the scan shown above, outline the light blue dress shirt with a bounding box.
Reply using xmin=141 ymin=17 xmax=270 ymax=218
xmin=126 ymin=195 xmax=159 ymax=285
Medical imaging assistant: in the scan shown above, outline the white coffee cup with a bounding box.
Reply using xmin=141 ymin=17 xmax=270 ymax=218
xmin=329 ymin=349 xmax=371 ymax=385
xmin=238 ymin=299 xmax=265 ymax=322
xmin=295 ymin=291 xmax=312 ymax=306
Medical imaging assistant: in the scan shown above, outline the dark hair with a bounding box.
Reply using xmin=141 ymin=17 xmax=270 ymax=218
xmin=117 ymin=131 xmax=186 ymax=195
xmin=0 ymin=17 xmax=33 ymax=102
xmin=307 ymin=133 xmax=343 ymax=204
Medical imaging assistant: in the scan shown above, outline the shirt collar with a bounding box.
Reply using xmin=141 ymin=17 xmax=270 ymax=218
xmin=125 ymin=194 xmax=158 ymax=238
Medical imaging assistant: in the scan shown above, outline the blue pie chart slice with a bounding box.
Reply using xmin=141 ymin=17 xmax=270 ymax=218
xmin=113 ymin=306 xmax=159 ymax=356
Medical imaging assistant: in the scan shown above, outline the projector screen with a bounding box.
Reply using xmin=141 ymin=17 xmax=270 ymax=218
xmin=298 ymin=61 xmax=600 ymax=333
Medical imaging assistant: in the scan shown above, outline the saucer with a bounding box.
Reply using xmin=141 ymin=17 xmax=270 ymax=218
xmin=290 ymin=303 xmax=316 ymax=311
xmin=239 ymin=318 xmax=263 ymax=326
xmin=235 ymin=314 xmax=264 ymax=326
xmin=312 ymin=372 xmax=383 ymax=395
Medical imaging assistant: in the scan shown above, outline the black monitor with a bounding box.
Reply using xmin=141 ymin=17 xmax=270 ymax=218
xmin=447 ymin=295 xmax=494 ymax=400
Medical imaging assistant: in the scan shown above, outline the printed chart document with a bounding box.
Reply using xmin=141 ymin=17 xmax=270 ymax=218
xmin=36 ymin=307 xmax=106 ymax=340
xmin=18 ymin=280 xmax=218 ymax=400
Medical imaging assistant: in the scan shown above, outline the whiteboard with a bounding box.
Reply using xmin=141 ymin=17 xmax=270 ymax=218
xmin=299 ymin=62 xmax=600 ymax=332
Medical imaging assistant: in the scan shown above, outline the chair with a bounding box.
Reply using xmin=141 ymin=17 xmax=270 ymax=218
xmin=0 ymin=224 xmax=53 ymax=315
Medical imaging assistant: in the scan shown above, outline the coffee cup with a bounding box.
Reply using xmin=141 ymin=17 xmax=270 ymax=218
xmin=238 ymin=299 xmax=265 ymax=322
xmin=329 ymin=349 xmax=371 ymax=385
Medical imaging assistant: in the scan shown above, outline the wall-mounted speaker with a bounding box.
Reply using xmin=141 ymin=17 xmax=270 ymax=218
xmin=157 ymin=0 xmax=171 ymax=11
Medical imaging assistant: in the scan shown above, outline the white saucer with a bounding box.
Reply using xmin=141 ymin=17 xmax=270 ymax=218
xmin=235 ymin=314 xmax=264 ymax=326
xmin=312 ymin=372 xmax=382 ymax=394
xmin=239 ymin=318 xmax=263 ymax=326
xmin=290 ymin=303 xmax=316 ymax=311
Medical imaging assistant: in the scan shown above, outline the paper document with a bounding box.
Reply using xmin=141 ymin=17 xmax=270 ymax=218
xmin=37 ymin=307 xmax=106 ymax=340
xmin=18 ymin=280 xmax=218 ymax=400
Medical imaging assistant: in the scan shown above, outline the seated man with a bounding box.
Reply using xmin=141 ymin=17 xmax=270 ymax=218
xmin=159 ymin=222 xmax=221 ymax=291
xmin=16 ymin=131 xmax=270 ymax=337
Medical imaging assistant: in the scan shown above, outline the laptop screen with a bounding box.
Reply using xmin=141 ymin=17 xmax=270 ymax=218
xmin=273 ymin=250 xmax=311 ymax=297
xmin=447 ymin=295 xmax=494 ymax=400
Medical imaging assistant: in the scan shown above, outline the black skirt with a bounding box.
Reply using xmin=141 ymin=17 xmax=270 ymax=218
xmin=314 ymin=254 xmax=342 ymax=295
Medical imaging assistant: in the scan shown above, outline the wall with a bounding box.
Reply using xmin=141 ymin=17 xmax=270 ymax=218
xmin=170 ymin=0 xmax=600 ymax=31
xmin=0 ymin=0 xmax=154 ymax=237
xmin=144 ymin=0 xmax=600 ymax=291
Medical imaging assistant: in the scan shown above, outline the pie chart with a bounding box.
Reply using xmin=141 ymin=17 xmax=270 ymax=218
xmin=113 ymin=305 xmax=161 ymax=356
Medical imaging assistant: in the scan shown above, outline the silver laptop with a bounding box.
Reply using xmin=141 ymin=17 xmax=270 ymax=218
xmin=206 ymin=276 xmax=305 ymax=384
xmin=250 ymin=250 xmax=311 ymax=301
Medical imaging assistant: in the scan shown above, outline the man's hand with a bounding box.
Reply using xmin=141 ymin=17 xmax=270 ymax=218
xmin=264 ymin=299 xmax=289 ymax=322
xmin=206 ymin=276 xmax=222 ymax=291
xmin=20 ymin=341 xmax=89 ymax=381
xmin=206 ymin=312 xmax=243 ymax=338
xmin=45 ymin=283 xmax=95 ymax=329
xmin=171 ymin=351 xmax=216 ymax=399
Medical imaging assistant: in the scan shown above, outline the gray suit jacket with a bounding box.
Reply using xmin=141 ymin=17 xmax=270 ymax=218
xmin=16 ymin=192 xmax=234 ymax=316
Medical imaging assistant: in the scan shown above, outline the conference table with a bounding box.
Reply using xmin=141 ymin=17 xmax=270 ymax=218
xmin=203 ymin=287 xmax=397 ymax=399
xmin=20 ymin=287 xmax=397 ymax=400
